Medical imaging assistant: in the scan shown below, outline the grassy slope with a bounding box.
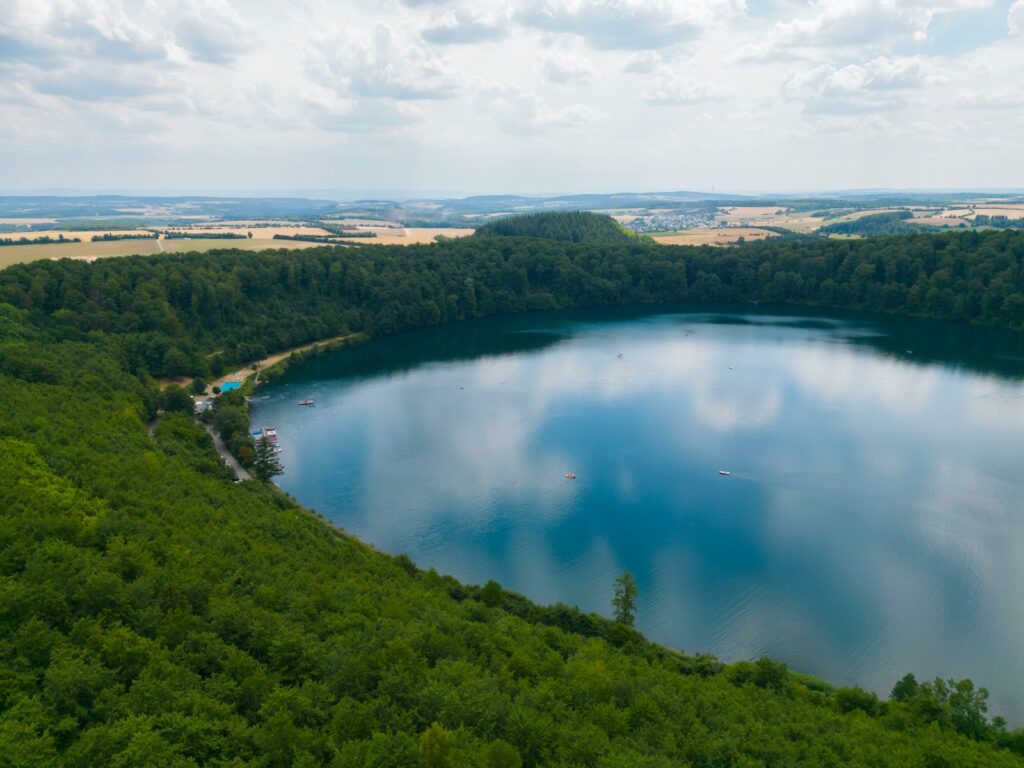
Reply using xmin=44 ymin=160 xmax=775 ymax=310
xmin=1 ymin=301 xmax=1022 ymax=766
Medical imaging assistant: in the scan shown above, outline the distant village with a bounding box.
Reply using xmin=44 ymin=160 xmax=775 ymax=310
xmin=626 ymin=209 xmax=717 ymax=233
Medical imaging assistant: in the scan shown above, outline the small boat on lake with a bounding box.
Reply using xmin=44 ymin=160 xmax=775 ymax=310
xmin=298 ymin=398 xmax=315 ymax=406
xmin=719 ymin=470 xmax=731 ymax=476
xmin=565 ymin=472 xmax=577 ymax=479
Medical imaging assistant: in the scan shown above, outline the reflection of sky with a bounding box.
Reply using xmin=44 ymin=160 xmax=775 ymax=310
xmin=252 ymin=309 xmax=1024 ymax=721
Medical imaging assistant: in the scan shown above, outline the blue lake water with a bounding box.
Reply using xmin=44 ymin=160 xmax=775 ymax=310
xmin=251 ymin=304 xmax=1024 ymax=719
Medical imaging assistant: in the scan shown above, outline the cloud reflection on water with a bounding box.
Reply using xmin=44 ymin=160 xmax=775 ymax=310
xmin=255 ymin=307 xmax=1024 ymax=720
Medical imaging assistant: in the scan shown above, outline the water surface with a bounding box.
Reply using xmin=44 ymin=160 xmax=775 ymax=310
xmin=251 ymin=304 xmax=1024 ymax=719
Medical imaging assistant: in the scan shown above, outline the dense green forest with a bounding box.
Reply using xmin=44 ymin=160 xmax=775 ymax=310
xmin=818 ymin=210 xmax=927 ymax=235
xmin=2 ymin=224 xmax=1021 ymax=379
xmin=974 ymin=215 xmax=1024 ymax=229
xmin=3 ymin=217 xmax=1024 ymax=766
xmin=161 ymin=231 xmax=247 ymax=240
xmin=90 ymin=233 xmax=159 ymax=242
xmin=273 ymin=233 xmax=375 ymax=244
xmin=0 ymin=234 xmax=81 ymax=247
xmin=474 ymin=211 xmax=637 ymax=243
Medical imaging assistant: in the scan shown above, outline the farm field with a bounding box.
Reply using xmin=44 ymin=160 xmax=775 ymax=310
xmin=0 ymin=229 xmax=155 ymax=242
xmin=0 ymin=227 xmax=475 ymax=268
xmin=969 ymin=206 xmax=1024 ymax=219
xmin=653 ymin=227 xmax=778 ymax=245
xmin=0 ymin=237 xmax=322 ymax=269
xmin=719 ymin=205 xmax=788 ymax=221
xmin=910 ymin=215 xmax=968 ymax=227
xmin=331 ymin=227 xmax=473 ymax=244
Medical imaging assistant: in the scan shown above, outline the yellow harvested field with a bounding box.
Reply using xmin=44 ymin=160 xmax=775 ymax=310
xmin=824 ymin=208 xmax=902 ymax=223
xmin=726 ymin=212 xmax=823 ymax=233
xmin=771 ymin=215 xmax=824 ymax=233
xmin=714 ymin=206 xmax=829 ymax=234
xmin=910 ymin=216 xmax=968 ymax=227
xmin=720 ymin=206 xmax=789 ymax=219
xmin=0 ymin=237 xmax=322 ymax=269
xmin=161 ymin=226 xmax=333 ymax=239
xmin=0 ymin=229 xmax=153 ymax=243
xmin=653 ymin=227 xmax=778 ymax=246
xmin=326 ymin=218 xmax=404 ymax=228
xmin=0 ymin=218 xmax=57 ymax=225
xmin=332 ymin=227 xmax=474 ymax=245
xmin=0 ymin=227 xmax=474 ymax=269
xmin=969 ymin=206 xmax=1024 ymax=219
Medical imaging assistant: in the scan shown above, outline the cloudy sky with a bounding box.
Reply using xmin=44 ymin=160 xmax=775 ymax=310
xmin=1 ymin=0 xmax=1023 ymax=195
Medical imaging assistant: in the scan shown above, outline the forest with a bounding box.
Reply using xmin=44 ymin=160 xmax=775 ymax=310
xmin=90 ymin=233 xmax=159 ymax=242
xmin=1 ymin=220 xmax=1021 ymax=379
xmin=818 ymin=210 xmax=927 ymax=235
xmin=2 ymin=215 xmax=1024 ymax=766
xmin=473 ymin=211 xmax=637 ymax=243
xmin=974 ymin=215 xmax=1024 ymax=229
xmin=0 ymin=234 xmax=81 ymax=247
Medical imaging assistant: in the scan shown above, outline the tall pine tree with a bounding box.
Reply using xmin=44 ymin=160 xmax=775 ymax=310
xmin=252 ymin=435 xmax=283 ymax=482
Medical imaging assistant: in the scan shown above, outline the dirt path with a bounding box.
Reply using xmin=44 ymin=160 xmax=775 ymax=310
xmin=206 ymin=333 xmax=358 ymax=395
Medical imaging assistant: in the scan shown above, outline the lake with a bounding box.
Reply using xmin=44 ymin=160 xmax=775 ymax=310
xmin=250 ymin=304 xmax=1024 ymax=719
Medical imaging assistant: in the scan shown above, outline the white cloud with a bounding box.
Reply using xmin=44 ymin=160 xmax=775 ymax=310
xmin=539 ymin=51 xmax=598 ymax=84
xmin=751 ymin=0 xmax=994 ymax=60
xmin=30 ymin=67 xmax=170 ymax=101
xmin=477 ymin=82 xmax=597 ymax=134
xmin=1 ymin=0 xmax=1023 ymax=191
xmin=422 ymin=8 xmax=509 ymax=44
xmin=172 ymin=0 xmax=251 ymax=64
xmin=1010 ymin=0 xmax=1024 ymax=34
xmin=779 ymin=0 xmax=991 ymax=46
xmin=782 ymin=57 xmax=933 ymax=114
xmin=622 ymin=50 xmax=662 ymax=73
xmin=644 ymin=68 xmax=727 ymax=105
xmin=308 ymin=23 xmax=460 ymax=100
xmin=959 ymin=86 xmax=1024 ymax=109
xmin=515 ymin=0 xmax=732 ymax=50
xmin=305 ymin=93 xmax=424 ymax=132
xmin=808 ymin=114 xmax=895 ymax=135
xmin=0 ymin=0 xmax=167 ymax=64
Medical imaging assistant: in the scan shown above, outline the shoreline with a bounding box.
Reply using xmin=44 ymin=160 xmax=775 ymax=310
xmin=159 ymin=331 xmax=368 ymax=400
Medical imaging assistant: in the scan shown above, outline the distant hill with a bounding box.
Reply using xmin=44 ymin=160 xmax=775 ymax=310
xmin=0 ymin=195 xmax=339 ymax=222
xmin=474 ymin=211 xmax=637 ymax=243
xmin=819 ymin=211 xmax=927 ymax=236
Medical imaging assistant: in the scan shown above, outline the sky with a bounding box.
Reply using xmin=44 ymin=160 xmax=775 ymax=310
xmin=1 ymin=0 xmax=1023 ymax=196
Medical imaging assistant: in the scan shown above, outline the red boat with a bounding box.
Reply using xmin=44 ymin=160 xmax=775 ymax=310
xmin=565 ymin=472 xmax=576 ymax=479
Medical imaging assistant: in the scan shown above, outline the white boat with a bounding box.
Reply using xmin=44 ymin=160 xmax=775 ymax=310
xmin=719 ymin=470 xmax=731 ymax=476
